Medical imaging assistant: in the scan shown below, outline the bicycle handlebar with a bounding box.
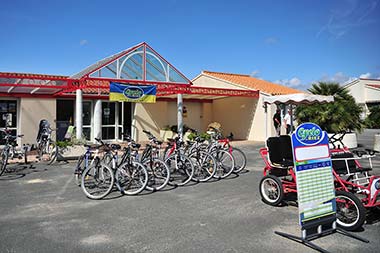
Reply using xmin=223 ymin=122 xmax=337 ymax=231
xmin=142 ymin=130 xmax=156 ymax=140
xmin=95 ymin=137 xmax=107 ymax=147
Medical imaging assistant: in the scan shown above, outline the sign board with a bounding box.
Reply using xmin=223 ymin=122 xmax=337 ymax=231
xmin=291 ymin=122 xmax=336 ymax=226
xmin=109 ymin=82 xmax=156 ymax=103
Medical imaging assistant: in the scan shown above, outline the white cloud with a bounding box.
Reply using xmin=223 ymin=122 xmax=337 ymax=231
xmin=289 ymin=77 xmax=301 ymax=87
xmin=359 ymin=72 xmax=372 ymax=78
xmin=274 ymin=77 xmax=302 ymax=87
xmin=250 ymin=70 xmax=260 ymax=77
xmin=317 ymin=0 xmax=378 ymax=39
xmin=80 ymin=39 xmax=88 ymax=46
xmin=319 ymin=72 xmax=356 ymax=84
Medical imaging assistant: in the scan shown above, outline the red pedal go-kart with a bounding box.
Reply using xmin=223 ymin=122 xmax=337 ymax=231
xmin=259 ymin=133 xmax=380 ymax=231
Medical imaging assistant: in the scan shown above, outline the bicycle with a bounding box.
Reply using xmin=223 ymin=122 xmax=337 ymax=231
xmin=80 ymin=139 xmax=115 ymax=199
xmin=81 ymin=136 xmax=148 ymax=197
xmin=0 ymin=129 xmax=29 ymax=176
xmin=141 ymin=130 xmax=170 ymax=191
xmin=112 ymin=135 xmax=148 ymax=195
xmin=74 ymin=142 xmax=104 ymax=186
xmin=184 ymin=136 xmax=217 ymax=182
xmin=36 ymin=119 xmax=57 ymax=165
xmin=164 ymin=137 xmax=194 ymax=186
xmin=208 ymin=127 xmax=247 ymax=173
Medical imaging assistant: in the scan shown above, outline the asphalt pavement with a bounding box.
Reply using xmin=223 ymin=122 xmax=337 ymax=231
xmin=0 ymin=138 xmax=379 ymax=253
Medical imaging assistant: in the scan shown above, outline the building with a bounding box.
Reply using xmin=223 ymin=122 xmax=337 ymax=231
xmin=343 ymin=78 xmax=380 ymax=119
xmin=0 ymin=42 xmax=300 ymax=145
xmin=192 ymin=71 xmax=301 ymax=141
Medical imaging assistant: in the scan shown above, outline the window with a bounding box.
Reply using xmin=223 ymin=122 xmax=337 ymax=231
xmin=0 ymin=100 xmax=17 ymax=144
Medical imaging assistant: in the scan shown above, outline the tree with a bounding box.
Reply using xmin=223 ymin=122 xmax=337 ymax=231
xmin=295 ymin=82 xmax=363 ymax=133
xmin=365 ymin=105 xmax=380 ymax=129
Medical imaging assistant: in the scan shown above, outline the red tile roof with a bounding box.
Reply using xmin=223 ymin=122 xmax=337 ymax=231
xmin=367 ymin=84 xmax=380 ymax=89
xmin=201 ymin=71 xmax=302 ymax=95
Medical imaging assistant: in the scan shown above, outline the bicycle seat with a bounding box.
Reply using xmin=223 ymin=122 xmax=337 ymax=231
xmin=266 ymin=136 xmax=294 ymax=168
xmin=153 ymin=139 xmax=163 ymax=145
xmin=131 ymin=143 xmax=141 ymax=149
xmin=111 ymin=144 xmax=122 ymax=150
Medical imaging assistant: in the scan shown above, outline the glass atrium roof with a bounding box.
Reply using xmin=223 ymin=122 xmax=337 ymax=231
xmin=72 ymin=42 xmax=191 ymax=85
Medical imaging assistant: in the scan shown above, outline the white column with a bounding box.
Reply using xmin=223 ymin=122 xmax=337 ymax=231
xmin=75 ymin=89 xmax=83 ymax=139
xmin=94 ymin=99 xmax=102 ymax=140
xmin=177 ymin=94 xmax=183 ymax=139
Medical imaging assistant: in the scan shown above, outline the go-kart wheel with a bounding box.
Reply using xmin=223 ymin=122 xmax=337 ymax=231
xmin=335 ymin=191 xmax=366 ymax=231
xmin=259 ymin=175 xmax=284 ymax=206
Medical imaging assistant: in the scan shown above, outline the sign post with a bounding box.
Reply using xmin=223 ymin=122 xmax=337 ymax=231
xmin=274 ymin=122 xmax=369 ymax=252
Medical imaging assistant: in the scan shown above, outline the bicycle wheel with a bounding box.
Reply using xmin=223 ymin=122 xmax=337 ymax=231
xmin=37 ymin=141 xmax=45 ymax=160
xmin=115 ymin=161 xmax=148 ymax=195
xmin=75 ymin=155 xmax=85 ymax=186
xmin=46 ymin=141 xmax=58 ymax=165
xmin=259 ymin=175 xmax=284 ymax=206
xmin=335 ymin=191 xmax=366 ymax=231
xmin=142 ymin=158 xmax=170 ymax=191
xmin=101 ymin=152 xmax=114 ymax=167
xmin=231 ymin=147 xmax=247 ymax=173
xmin=211 ymin=149 xmax=235 ymax=179
xmin=189 ymin=150 xmax=216 ymax=182
xmin=165 ymin=154 xmax=194 ymax=186
xmin=0 ymin=148 xmax=9 ymax=177
xmin=81 ymin=163 xmax=114 ymax=200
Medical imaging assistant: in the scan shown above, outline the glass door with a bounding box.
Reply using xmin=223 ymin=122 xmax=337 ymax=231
xmin=102 ymin=102 xmax=116 ymax=140
xmin=83 ymin=101 xmax=92 ymax=140
xmin=0 ymin=100 xmax=18 ymax=144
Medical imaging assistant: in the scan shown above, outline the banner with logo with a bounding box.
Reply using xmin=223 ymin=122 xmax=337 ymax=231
xmin=109 ymin=82 xmax=156 ymax=103
xmin=292 ymin=123 xmax=336 ymax=225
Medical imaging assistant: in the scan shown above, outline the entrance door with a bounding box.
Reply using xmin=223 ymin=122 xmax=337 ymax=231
xmin=117 ymin=102 xmax=132 ymax=140
xmin=83 ymin=101 xmax=92 ymax=140
xmin=102 ymin=102 xmax=116 ymax=140
xmin=56 ymin=99 xmax=74 ymax=141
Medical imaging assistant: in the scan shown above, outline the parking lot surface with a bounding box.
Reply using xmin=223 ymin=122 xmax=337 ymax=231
xmin=1 ymin=141 xmax=379 ymax=253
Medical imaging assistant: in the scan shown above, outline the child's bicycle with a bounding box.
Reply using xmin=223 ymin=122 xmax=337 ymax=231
xmin=259 ymin=133 xmax=380 ymax=231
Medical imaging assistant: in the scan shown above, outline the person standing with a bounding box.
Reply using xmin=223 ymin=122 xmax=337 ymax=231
xmin=273 ymin=109 xmax=281 ymax=136
xmin=284 ymin=109 xmax=293 ymax=134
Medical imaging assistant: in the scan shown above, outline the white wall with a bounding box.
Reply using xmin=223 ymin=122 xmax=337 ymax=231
xmin=19 ymin=98 xmax=56 ymax=145
xmin=212 ymin=97 xmax=257 ymax=140
xmin=133 ymin=101 xmax=168 ymax=142
xmin=193 ymin=75 xmax=269 ymax=141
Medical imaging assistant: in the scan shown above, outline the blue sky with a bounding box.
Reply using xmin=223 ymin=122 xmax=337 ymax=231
xmin=0 ymin=0 xmax=379 ymax=90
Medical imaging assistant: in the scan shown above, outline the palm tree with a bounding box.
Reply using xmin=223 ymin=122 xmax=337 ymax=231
xmin=295 ymin=82 xmax=363 ymax=133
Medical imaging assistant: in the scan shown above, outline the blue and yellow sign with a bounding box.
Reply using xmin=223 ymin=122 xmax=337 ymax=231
xmin=109 ymin=82 xmax=156 ymax=103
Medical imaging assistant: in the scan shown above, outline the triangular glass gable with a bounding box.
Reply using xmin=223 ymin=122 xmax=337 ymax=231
xmin=88 ymin=43 xmax=190 ymax=84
